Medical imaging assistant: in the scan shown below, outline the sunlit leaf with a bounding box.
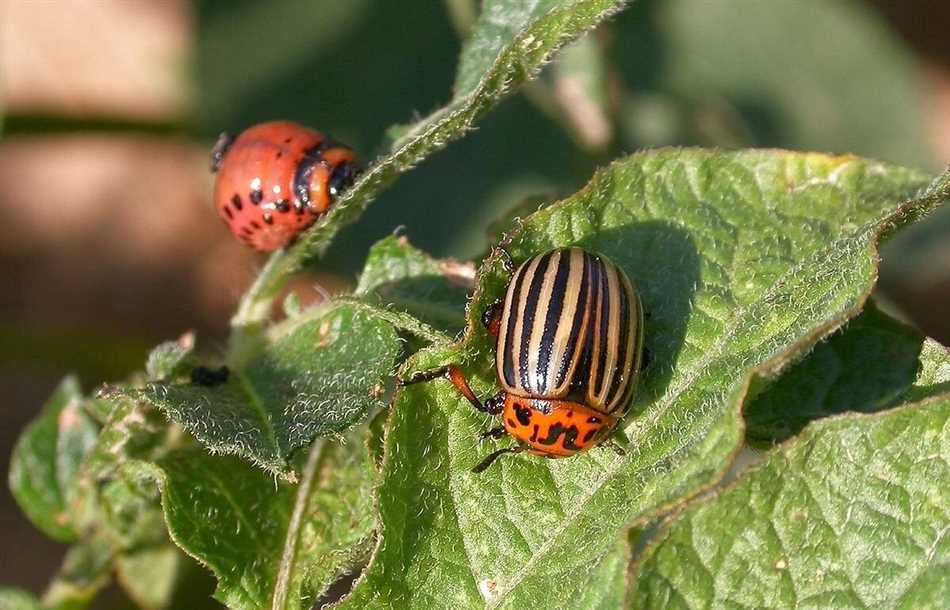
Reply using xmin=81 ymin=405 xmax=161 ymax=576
xmin=340 ymin=152 xmax=942 ymax=607
xmin=632 ymin=396 xmax=950 ymax=609
xmin=125 ymin=432 xmax=375 ymax=610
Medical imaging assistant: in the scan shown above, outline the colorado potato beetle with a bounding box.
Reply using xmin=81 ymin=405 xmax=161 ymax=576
xmin=404 ymin=247 xmax=645 ymax=472
xmin=210 ymin=121 xmax=358 ymax=251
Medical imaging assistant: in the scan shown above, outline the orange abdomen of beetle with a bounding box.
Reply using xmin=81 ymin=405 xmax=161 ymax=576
xmin=502 ymin=395 xmax=617 ymax=457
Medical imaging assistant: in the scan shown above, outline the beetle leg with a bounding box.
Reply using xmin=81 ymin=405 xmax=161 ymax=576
xmin=480 ymin=426 xmax=507 ymax=440
xmin=603 ymin=439 xmax=626 ymax=456
xmin=398 ymin=365 xmax=451 ymax=385
xmin=472 ymin=445 xmax=524 ymax=473
xmin=445 ymin=365 xmax=487 ymax=410
xmin=400 ymin=365 xmax=496 ymax=414
xmin=481 ymin=299 xmax=504 ymax=337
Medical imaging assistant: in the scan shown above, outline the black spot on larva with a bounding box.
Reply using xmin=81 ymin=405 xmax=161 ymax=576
xmin=506 ymin=418 xmax=517 ymax=428
xmin=276 ymin=151 xmax=283 ymax=159
xmin=222 ymin=206 xmax=233 ymax=219
xmin=514 ymin=404 xmax=532 ymax=426
xmin=566 ymin=410 xmax=574 ymax=418
xmin=231 ymin=194 xmax=243 ymax=210
xmin=263 ymin=213 xmax=273 ymax=225
xmin=241 ymin=227 xmax=253 ymax=236
xmin=284 ymin=137 xmax=292 ymax=143
xmin=587 ymin=416 xmax=602 ymax=424
xmin=583 ymin=428 xmax=599 ymax=443
xmin=250 ymin=221 xmax=262 ymax=230
xmin=250 ymin=189 xmax=263 ymax=205
xmin=530 ymin=424 xmax=539 ymax=442
xmin=191 ymin=365 xmax=229 ymax=387
xmin=275 ymin=199 xmax=291 ymax=213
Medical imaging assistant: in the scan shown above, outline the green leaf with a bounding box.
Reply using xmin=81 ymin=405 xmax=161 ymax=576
xmin=454 ymin=0 xmax=605 ymax=99
xmin=900 ymin=339 xmax=950 ymax=404
xmin=141 ymin=303 xmax=402 ymax=478
xmin=230 ymin=0 xmax=629 ymax=332
xmin=68 ymin=395 xmax=218 ymax=610
xmin=42 ymin=536 xmax=113 ymax=610
xmin=8 ymin=376 xmax=100 ymax=541
xmin=98 ymin=470 xmax=170 ymax=552
xmin=145 ymin=332 xmax=196 ymax=381
xmin=73 ymin=394 xmax=170 ymax=500
xmin=340 ymin=151 xmax=941 ymax=608
xmin=744 ymin=302 xmax=925 ymax=444
xmin=101 ymin=474 xmax=204 ymax=610
xmin=0 ymin=589 xmax=42 ymax=610
xmin=631 ymin=396 xmax=950 ymax=609
xmin=355 ymin=235 xmax=472 ymax=335
xmin=114 ymin=545 xmax=220 ymax=610
xmin=126 ymin=433 xmax=376 ymax=610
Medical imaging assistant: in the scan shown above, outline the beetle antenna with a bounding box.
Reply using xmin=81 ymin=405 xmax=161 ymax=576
xmin=472 ymin=446 xmax=523 ymax=473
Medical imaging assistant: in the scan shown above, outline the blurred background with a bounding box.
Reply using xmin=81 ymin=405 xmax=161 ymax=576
xmin=1 ymin=0 xmax=948 ymax=602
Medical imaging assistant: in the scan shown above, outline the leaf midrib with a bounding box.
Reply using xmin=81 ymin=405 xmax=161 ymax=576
xmin=270 ymin=439 xmax=326 ymax=610
xmin=235 ymin=370 xmax=280 ymax=459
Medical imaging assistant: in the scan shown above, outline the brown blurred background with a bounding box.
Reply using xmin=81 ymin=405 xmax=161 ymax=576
xmin=1 ymin=0 xmax=947 ymax=601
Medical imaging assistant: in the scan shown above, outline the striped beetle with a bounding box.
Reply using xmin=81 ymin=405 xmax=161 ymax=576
xmin=404 ymin=247 xmax=645 ymax=472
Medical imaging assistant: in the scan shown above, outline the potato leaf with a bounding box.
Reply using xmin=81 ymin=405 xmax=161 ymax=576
xmin=8 ymin=377 xmax=100 ymax=542
xmin=340 ymin=152 xmax=942 ymax=607
xmin=632 ymin=395 xmax=950 ymax=609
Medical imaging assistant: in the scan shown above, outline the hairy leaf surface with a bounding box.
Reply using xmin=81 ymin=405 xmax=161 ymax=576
xmin=744 ymin=303 xmax=926 ymax=444
xmin=340 ymin=151 xmax=941 ymax=608
xmin=632 ymin=396 xmax=950 ymax=609
xmin=355 ymin=235 xmax=472 ymax=335
xmin=126 ymin=433 xmax=375 ymax=610
xmin=142 ymin=304 xmax=401 ymax=478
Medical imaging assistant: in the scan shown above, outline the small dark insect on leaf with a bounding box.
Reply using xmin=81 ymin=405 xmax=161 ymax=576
xmin=190 ymin=365 xmax=230 ymax=387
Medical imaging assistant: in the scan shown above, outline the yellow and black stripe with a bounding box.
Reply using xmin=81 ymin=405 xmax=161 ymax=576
xmin=496 ymin=247 xmax=643 ymax=414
